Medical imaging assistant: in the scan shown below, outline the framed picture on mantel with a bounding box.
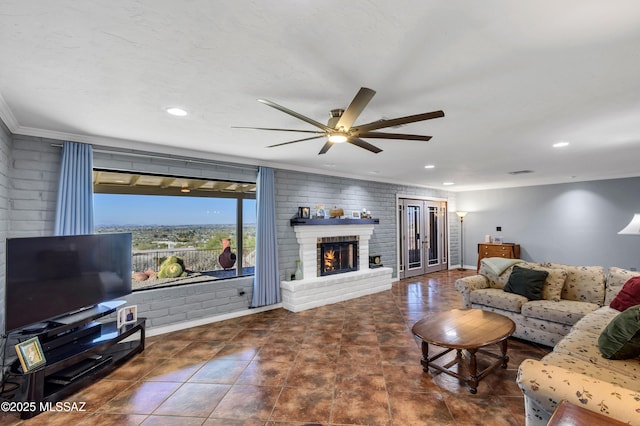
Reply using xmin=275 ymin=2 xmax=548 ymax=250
xmin=298 ymin=207 xmax=311 ymax=219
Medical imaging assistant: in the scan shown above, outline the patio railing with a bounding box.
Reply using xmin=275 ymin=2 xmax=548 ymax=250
xmin=132 ymin=247 xmax=255 ymax=273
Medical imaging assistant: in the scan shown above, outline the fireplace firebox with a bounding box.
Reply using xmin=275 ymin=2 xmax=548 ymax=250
xmin=317 ymin=236 xmax=359 ymax=276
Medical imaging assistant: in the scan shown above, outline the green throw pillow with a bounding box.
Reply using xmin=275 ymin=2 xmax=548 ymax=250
xmin=503 ymin=265 xmax=548 ymax=301
xmin=598 ymin=305 xmax=640 ymax=360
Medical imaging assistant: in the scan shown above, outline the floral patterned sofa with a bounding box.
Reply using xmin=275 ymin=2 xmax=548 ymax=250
xmin=517 ymin=267 xmax=640 ymax=425
xmin=455 ymin=260 xmax=606 ymax=347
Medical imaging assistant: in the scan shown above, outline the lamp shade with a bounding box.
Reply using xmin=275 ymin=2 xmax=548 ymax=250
xmin=618 ymin=213 xmax=640 ymax=235
xmin=455 ymin=211 xmax=468 ymax=219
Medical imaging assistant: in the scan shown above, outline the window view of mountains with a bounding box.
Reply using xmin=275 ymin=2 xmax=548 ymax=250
xmin=95 ymin=224 xmax=256 ymax=252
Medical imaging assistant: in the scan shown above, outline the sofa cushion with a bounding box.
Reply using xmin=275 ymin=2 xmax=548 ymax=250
xmin=503 ymin=266 xmax=547 ymax=300
xmin=571 ymin=306 xmax=621 ymax=335
xmin=555 ymin=328 xmax=640 ymax=378
xmin=543 ymin=263 xmax=605 ymax=305
xmin=522 ymin=300 xmax=600 ymax=326
xmin=520 ymin=263 xmax=567 ymax=302
xmin=610 ymin=276 xmax=640 ymax=312
xmin=605 ymin=267 xmax=640 ymax=305
xmin=598 ymin=305 xmax=640 ymax=360
xmin=470 ymin=288 xmax=527 ymax=313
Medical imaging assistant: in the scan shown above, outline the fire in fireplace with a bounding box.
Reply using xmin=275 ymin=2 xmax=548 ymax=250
xmin=317 ymin=236 xmax=359 ymax=276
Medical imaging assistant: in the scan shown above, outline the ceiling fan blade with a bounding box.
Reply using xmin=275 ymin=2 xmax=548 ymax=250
xmin=318 ymin=141 xmax=333 ymax=155
xmin=354 ymin=110 xmax=445 ymax=133
xmin=358 ymin=131 xmax=432 ymax=141
xmin=257 ymin=98 xmax=333 ymax=132
xmin=266 ymin=135 xmax=325 ymax=148
xmin=347 ymin=137 xmax=383 ymax=154
xmin=335 ymin=87 xmax=376 ymax=130
xmin=232 ymin=126 xmax=325 ymax=134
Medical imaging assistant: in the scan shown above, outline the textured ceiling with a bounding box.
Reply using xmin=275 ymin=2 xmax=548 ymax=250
xmin=1 ymin=1 xmax=640 ymax=191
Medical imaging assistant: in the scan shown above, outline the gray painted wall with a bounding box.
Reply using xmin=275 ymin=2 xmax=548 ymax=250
xmin=457 ymin=178 xmax=640 ymax=271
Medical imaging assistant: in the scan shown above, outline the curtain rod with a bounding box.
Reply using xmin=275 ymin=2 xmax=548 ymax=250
xmin=50 ymin=143 xmax=259 ymax=172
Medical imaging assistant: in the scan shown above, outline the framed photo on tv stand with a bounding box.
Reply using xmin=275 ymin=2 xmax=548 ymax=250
xmin=117 ymin=305 xmax=138 ymax=328
xmin=15 ymin=336 xmax=46 ymax=372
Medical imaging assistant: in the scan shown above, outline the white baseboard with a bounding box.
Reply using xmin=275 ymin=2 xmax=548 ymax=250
xmin=146 ymin=303 xmax=283 ymax=337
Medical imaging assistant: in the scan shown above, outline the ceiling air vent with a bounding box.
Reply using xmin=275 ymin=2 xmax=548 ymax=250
xmin=508 ymin=170 xmax=534 ymax=175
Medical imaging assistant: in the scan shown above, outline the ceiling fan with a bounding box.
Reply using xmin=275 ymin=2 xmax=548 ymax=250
xmin=234 ymin=87 xmax=444 ymax=155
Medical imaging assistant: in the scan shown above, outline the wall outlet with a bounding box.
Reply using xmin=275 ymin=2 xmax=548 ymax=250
xmin=496 ymin=226 xmax=502 ymax=232
xmin=237 ymin=288 xmax=246 ymax=296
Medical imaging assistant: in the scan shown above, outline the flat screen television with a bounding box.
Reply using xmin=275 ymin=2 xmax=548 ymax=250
xmin=4 ymin=233 xmax=132 ymax=334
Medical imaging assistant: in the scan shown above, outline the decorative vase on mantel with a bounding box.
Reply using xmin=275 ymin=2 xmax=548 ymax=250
xmin=294 ymin=260 xmax=303 ymax=280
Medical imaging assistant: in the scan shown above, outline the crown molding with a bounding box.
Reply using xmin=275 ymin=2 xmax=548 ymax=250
xmin=7 ymin=118 xmax=446 ymax=192
xmin=11 ymin=124 xmax=266 ymax=166
xmin=0 ymin=92 xmax=19 ymax=132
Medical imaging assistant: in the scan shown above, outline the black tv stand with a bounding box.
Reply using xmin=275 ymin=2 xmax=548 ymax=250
xmin=10 ymin=310 xmax=145 ymax=419
xmin=20 ymin=323 xmax=50 ymax=334
xmin=47 ymin=355 xmax=113 ymax=385
xmin=39 ymin=300 xmax=126 ymax=339
xmin=39 ymin=321 xmax=103 ymax=353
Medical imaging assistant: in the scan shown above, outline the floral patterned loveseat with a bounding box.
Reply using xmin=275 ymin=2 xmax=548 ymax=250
xmin=516 ymin=267 xmax=640 ymax=425
xmin=455 ymin=260 xmax=606 ymax=347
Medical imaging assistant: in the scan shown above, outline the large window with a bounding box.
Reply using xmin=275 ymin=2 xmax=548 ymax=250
xmin=93 ymin=170 xmax=256 ymax=291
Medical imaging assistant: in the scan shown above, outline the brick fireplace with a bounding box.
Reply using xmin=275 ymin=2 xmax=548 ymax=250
xmin=280 ymin=220 xmax=393 ymax=312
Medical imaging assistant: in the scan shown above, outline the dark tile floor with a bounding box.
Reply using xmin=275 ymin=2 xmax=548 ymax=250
xmin=4 ymin=270 xmax=551 ymax=425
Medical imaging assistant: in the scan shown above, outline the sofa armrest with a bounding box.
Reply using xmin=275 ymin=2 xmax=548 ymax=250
xmin=454 ymin=275 xmax=490 ymax=308
xmin=517 ymin=359 xmax=640 ymax=426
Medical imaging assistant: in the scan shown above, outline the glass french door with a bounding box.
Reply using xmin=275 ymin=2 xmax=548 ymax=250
xmin=399 ymin=199 xmax=448 ymax=278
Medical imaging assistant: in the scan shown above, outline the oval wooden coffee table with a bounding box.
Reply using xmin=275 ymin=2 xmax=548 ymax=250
xmin=411 ymin=309 xmax=516 ymax=393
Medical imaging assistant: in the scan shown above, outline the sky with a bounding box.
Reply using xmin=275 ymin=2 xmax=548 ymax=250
xmin=94 ymin=194 xmax=256 ymax=226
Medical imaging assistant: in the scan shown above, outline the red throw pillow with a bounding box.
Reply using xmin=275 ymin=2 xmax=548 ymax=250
xmin=610 ymin=276 xmax=640 ymax=311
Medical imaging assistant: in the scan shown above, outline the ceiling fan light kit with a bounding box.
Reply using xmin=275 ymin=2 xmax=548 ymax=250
xmin=235 ymin=87 xmax=444 ymax=155
xmin=328 ymin=133 xmax=348 ymax=143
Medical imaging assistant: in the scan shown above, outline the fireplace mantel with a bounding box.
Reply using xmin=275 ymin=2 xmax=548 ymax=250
xmin=290 ymin=217 xmax=379 ymax=226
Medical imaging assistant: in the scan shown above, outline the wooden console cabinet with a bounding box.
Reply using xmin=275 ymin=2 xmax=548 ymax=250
xmin=477 ymin=243 xmax=521 ymax=270
xmin=10 ymin=316 xmax=145 ymax=419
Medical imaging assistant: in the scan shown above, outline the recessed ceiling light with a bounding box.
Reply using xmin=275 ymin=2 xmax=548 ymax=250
xmin=424 ymin=164 xmax=435 ymax=169
xmin=166 ymin=107 xmax=188 ymax=116
xmin=442 ymin=182 xmax=455 ymax=186
xmin=553 ymin=141 xmax=569 ymax=148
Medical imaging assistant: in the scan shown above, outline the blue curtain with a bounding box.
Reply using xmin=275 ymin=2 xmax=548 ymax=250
xmin=251 ymin=166 xmax=281 ymax=307
xmin=54 ymin=141 xmax=94 ymax=235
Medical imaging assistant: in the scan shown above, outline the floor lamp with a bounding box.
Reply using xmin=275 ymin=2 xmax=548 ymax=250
xmin=619 ymin=213 xmax=640 ymax=235
xmin=456 ymin=211 xmax=468 ymax=270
